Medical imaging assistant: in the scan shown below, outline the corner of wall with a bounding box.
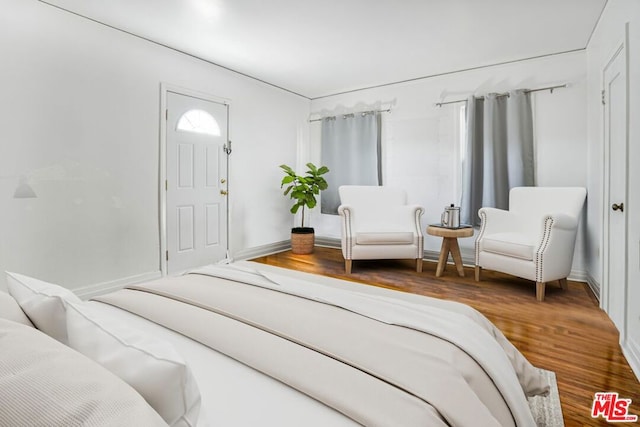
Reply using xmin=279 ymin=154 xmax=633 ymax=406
xmin=74 ymin=271 xmax=162 ymax=300
xmin=586 ymin=272 xmax=601 ymax=301
xmin=233 ymin=240 xmax=292 ymax=261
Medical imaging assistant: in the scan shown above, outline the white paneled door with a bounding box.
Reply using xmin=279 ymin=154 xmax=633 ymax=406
xmin=166 ymin=91 xmax=229 ymax=274
xmin=602 ymin=41 xmax=628 ymax=341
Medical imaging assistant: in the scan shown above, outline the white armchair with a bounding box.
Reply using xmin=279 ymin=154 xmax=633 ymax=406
xmin=337 ymin=186 xmax=424 ymax=274
xmin=475 ymin=187 xmax=586 ymax=301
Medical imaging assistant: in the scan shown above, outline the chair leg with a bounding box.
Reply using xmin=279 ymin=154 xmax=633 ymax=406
xmin=345 ymin=259 xmax=352 ymax=274
xmin=536 ymin=282 xmax=546 ymax=302
xmin=558 ymin=278 xmax=568 ymax=290
xmin=416 ymin=258 xmax=423 ymax=273
xmin=475 ymin=266 xmax=481 ymax=282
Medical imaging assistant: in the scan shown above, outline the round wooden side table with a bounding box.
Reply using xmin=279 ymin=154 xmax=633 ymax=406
xmin=426 ymin=225 xmax=474 ymax=277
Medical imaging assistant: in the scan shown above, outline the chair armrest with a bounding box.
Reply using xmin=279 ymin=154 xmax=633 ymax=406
xmin=402 ymin=205 xmax=424 ymax=237
xmin=339 ymin=205 xmax=424 ymax=232
xmin=477 ymin=207 xmax=521 ymax=235
xmin=338 ymin=204 xmax=424 ymax=241
xmin=337 ymin=204 xmax=352 ymax=216
xmin=338 ymin=205 xmax=356 ymax=241
xmin=403 ymin=205 xmax=425 ymax=229
xmin=544 ymin=213 xmax=578 ymax=231
xmin=533 ymin=213 xmax=580 ymax=282
xmin=533 ymin=213 xmax=578 ymax=249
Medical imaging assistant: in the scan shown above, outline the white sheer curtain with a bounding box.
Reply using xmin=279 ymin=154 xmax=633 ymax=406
xmin=460 ymin=90 xmax=534 ymax=226
xmin=321 ymin=112 xmax=381 ymax=214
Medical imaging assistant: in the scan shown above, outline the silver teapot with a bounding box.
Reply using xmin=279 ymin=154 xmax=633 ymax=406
xmin=441 ymin=204 xmax=461 ymax=228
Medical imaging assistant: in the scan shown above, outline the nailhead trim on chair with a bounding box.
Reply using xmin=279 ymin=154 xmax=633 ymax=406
xmin=535 ymin=217 xmax=554 ymax=283
xmin=475 ymin=210 xmax=487 ymax=266
xmin=343 ymin=208 xmax=353 ymax=260
xmin=414 ymin=208 xmax=424 ymax=258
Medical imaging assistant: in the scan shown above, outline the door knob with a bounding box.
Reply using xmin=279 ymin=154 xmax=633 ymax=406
xmin=612 ymin=202 xmax=624 ymax=212
xmin=220 ymin=190 xmax=228 ymax=195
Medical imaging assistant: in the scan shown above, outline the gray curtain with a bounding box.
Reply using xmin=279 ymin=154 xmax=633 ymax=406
xmin=461 ymin=89 xmax=534 ymax=226
xmin=321 ymin=112 xmax=382 ymax=214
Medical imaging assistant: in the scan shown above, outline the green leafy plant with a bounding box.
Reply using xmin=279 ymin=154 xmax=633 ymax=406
xmin=280 ymin=162 xmax=329 ymax=228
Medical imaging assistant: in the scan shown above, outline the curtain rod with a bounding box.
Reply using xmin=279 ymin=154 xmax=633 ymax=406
xmin=309 ymin=108 xmax=391 ymax=123
xmin=434 ymin=83 xmax=568 ymax=107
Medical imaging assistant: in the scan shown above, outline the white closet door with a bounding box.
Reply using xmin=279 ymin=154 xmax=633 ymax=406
xmin=602 ymin=42 xmax=628 ymax=340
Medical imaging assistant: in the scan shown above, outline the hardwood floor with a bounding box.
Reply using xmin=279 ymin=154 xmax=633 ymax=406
xmin=252 ymin=247 xmax=640 ymax=427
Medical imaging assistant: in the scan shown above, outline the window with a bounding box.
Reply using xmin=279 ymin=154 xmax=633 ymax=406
xmin=176 ymin=109 xmax=221 ymax=136
xmin=320 ymin=112 xmax=382 ymax=214
xmin=459 ymin=92 xmax=534 ymax=225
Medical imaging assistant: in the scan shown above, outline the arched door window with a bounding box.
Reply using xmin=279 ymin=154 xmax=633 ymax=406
xmin=176 ymin=109 xmax=221 ymax=136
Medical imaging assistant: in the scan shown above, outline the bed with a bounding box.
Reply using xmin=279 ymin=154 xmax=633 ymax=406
xmin=1 ymin=261 xmax=554 ymax=426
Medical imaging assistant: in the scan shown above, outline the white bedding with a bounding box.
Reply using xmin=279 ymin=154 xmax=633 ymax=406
xmin=2 ymin=261 xmax=551 ymax=426
xmin=90 ymin=261 xmax=548 ymax=426
xmin=87 ymin=300 xmax=357 ymax=427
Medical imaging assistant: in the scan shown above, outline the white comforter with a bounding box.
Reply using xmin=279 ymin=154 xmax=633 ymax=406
xmin=94 ymin=261 xmax=548 ymax=426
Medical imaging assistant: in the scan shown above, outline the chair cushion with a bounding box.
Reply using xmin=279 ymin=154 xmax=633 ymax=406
xmin=356 ymin=231 xmax=414 ymax=245
xmin=481 ymin=233 xmax=535 ymax=261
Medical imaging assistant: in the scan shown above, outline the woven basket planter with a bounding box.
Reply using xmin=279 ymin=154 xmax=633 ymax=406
xmin=291 ymin=227 xmax=315 ymax=254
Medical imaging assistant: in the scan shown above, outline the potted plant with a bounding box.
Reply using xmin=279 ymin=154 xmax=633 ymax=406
xmin=280 ymin=162 xmax=329 ymax=254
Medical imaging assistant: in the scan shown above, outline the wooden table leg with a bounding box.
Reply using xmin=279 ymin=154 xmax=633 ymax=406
xmin=436 ymin=237 xmax=465 ymax=277
xmin=435 ymin=237 xmax=451 ymax=277
xmin=427 ymin=225 xmax=473 ymax=278
xmin=449 ymin=238 xmax=465 ymax=277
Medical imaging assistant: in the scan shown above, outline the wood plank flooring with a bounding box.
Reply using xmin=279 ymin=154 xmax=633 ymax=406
xmin=252 ymin=247 xmax=640 ymax=427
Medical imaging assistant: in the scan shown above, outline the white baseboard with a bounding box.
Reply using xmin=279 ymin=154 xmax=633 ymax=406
xmin=586 ymin=273 xmax=601 ymax=301
xmin=567 ymin=269 xmax=588 ymax=283
xmin=233 ymin=240 xmax=291 ymax=261
xmin=74 ymin=271 xmax=162 ymax=300
xmin=622 ymin=337 xmax=640 ymax=383
xmin=314 ymin=236 xmax=340 ymax=249
xmin=75 ymin=241 xmax=290 ymax=300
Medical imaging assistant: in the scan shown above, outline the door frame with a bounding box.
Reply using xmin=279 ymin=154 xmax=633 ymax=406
xmin=159 ymin=83 xmax=231 ymax=276
xmin=600 ymin=27 xmax=629 ymax=342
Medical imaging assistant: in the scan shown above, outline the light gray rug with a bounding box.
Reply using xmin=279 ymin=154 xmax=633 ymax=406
xmin=528 ymin=369 xmax=564 ymax=427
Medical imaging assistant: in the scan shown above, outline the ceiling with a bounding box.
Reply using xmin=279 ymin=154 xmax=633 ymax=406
xmin=41 ymin=0 xmax=607 ymax=99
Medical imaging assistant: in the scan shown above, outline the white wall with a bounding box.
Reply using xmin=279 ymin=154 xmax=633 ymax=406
xmin=0 ymin=0 xmax=309 ymax=293
xmin=585 ymin=0 xmax=640 ymax=379
xmin=309 ymin=52 xmax=588 ymax=278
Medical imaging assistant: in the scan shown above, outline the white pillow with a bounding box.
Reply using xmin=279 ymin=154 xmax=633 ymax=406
xmin=0 ymin=318 xmax=167 ymax=427
xmin=0 ymin=290 xmax=34 ymax=327
xmin=66 ymin=301 xmax=201 ymax=427
xmin=6 ymin=272 xmax=81 ymax=343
